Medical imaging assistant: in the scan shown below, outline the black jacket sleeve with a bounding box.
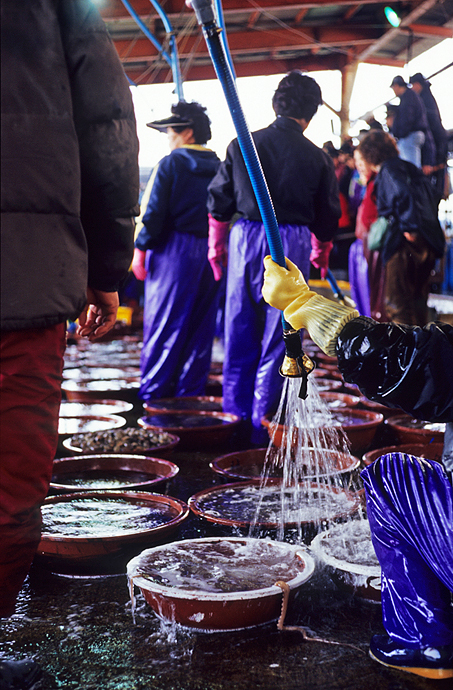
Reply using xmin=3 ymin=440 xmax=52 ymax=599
xmin=206 ymin=142 xmax=239 ymax=222
xmin=59 ymin=0 xmax=139 ymax=291
xmin=336 ymin=316 xmax=453 ymax=423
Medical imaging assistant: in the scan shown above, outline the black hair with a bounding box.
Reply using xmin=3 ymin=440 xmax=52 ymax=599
xmin=272 ymin=71 xmax=322 ymax=122
xmin=323 ymin=143 xmax=339 ymax=159
xmin=386 ymin=103 xmax=399 ymax=116
xmin=170 ymin=101 xmax=212 ymax=144
xmin=339 ymin=141 xmax=354 ymax=156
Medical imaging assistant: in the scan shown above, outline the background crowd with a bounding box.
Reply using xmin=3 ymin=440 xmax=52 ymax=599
xmin=130 ymin=70 xmax=451 ymax=439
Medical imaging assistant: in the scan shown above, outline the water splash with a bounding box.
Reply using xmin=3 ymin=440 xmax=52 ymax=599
xmin=249 ymin=375 xmax=361 ymax=542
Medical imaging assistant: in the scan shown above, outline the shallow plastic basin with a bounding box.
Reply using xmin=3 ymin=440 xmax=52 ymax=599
xmin=127 ymin=537 xmax=316 ymax=631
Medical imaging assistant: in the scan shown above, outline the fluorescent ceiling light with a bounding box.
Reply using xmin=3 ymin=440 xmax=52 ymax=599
xmin=384 ymin=7 xmax=401 ymax=28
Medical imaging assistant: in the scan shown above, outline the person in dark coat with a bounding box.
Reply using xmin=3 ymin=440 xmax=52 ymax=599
xmin=0 ymin=0 xmax=139 ymax=686
xmin=132 ymin=101 xmax=221 ymax=401
xmin=410 ymin=72 xmax=449 ymax=202
xmin=206 ymin=71 xmax=340 ymax=444
xmin=261 ymin=254 xmax=453 ymax=681
xmin=389 ymin=75 xmax=434 ymax=169
xmin=357 ymin=130 xmax=445 ymax=326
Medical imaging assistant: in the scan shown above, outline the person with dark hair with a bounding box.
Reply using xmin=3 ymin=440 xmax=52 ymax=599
xmin=384 ymin=102 xmax=398 ymax=132
xmin=365 ymin=115 xmax=383 ymax=131
xmin=322 ymin=141 xmax=338 ymax=158
xmin=389 ymin=75 xmax=434 ymax=169
xmin=261 ymin=253 xmax=453 ymax=681
xmin=348 ymin=146 xmax=385 ymax=320
xmin=206 ymin=70 xmax=340 ymax=444
xmin=1 ymin=0 xmax=139 ymax=686
xmin=410 ymin=72 xmax=449 ymax=202
xmin=131 ymin=101 xmax=221 ymax=401
xmin=330 ymin=140 xmax=356 ymax=276
xmin=356 ymin=130 xmax=445 ymax=326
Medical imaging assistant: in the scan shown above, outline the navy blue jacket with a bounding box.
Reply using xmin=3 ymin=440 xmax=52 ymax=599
xmin=207 ymin=116 xmax=340 ymax=242
xmin=375 ymin=157 xmax=445 ymax=263
xmin=136 ymin=146 xmax=220 ymax=250
xmin=391 ymin=87 xmax=430 ymax=139
xmin=419 ymin=86 xmax=448 ymax=165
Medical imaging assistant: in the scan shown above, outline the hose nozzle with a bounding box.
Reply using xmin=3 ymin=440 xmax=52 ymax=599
xmin=188 ymin=0 xmax=216 ymax=25
xmin=279 ymin=329 xmax=315 ymax=400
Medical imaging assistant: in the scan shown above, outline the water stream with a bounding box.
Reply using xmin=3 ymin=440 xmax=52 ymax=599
xmin=249 ymin=375 xmax=366 ymax=543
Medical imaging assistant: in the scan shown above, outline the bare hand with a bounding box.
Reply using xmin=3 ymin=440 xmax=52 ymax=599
xmin=77 ymin=288 xmax=119 ymax=341
xmin=403 ymin=232 xmax=418 ymax=244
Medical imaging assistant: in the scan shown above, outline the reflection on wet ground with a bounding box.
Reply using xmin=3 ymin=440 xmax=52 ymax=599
xmin=1 ymin=438 xmax=449 ymax=689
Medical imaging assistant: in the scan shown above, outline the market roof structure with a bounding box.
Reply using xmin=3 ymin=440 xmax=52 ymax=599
xmin=99 ymin=1 xmax=453 ymax=132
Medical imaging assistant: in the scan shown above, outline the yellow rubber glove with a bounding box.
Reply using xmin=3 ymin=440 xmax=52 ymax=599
xmin=262 ymin=255 xmax=314 ymax=311
xmin=262 ymin=255 xmax=359 ymax=356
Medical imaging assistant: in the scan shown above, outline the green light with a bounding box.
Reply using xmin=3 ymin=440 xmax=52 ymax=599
xmin=385 ymin=7 xmax=401 ymax=27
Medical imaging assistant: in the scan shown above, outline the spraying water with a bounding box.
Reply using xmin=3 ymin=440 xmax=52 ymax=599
xmin=249 ymin=374 xmax=364 ymax=542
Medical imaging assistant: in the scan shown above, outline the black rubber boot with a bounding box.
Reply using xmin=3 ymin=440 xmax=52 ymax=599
xmin=369 ymin=634 xmax=453 ymax=680
xmin=0 ymin=659 xmax=42 ymax=690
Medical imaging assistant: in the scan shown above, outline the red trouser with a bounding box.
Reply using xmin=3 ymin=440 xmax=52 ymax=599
xmin=0 ymin=324 xmax=66 ymax=616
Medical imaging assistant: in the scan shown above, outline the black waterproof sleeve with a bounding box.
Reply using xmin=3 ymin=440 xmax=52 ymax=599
xmin=206 ymin=142 xmax=237 ymax=222
xmin=336 ymin=316 xmax=453 ymax=423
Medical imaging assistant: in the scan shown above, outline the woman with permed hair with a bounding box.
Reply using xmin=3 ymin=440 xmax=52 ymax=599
xmin=206 ymin=71 xmax=341 ymax=444
xmin=356 ymin=130 xmax=445 ymax=326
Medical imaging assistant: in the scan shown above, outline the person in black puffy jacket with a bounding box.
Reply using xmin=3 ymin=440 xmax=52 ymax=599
xmin=0 ymin=4 xmax=139 ymax=685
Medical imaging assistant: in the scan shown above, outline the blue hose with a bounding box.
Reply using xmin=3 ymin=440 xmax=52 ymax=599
xmin=214 ymin=0 xmax=236 ymax=80
xmin=120 ymin=0 xmax=184 ymax=101
xmin=147 ymin=1 xmax=184 ymax=102
xmin=202 ymin=26 xmax=286 ymax=270
xmin=190 ymin=0 xmax=311 ymax=393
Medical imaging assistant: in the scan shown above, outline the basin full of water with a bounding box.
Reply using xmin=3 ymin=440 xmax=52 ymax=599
xmin=310 ymin=518 xmax=381 ymax=601
xmin=127 ymin=537 xmax=316 ymax=631
xmin=189 ymin=481 xmax=360 ymax=530
xmin=37 ymin=491 xmax=190 ymax=569
xmin=50 ymin=454 xmax=179 ymax=493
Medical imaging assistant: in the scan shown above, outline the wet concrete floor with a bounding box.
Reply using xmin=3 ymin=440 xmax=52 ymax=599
xmin=1 ymin=426 xmax=450 ymax=690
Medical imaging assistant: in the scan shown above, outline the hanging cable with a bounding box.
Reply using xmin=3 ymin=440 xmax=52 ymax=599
xmin=120 ymin=0 xmax=185 ymax=98
xmin=147 ymin=1 xmax=184 ymax=100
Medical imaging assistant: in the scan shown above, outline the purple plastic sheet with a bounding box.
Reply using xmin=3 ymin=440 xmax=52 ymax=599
xmin=140 ymin=231 xmax=219 ymax=400
xmin=348 ymin=239 xmax=371 ymax=317
xmin=361 ymin=453 xmax=453 ymax=648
